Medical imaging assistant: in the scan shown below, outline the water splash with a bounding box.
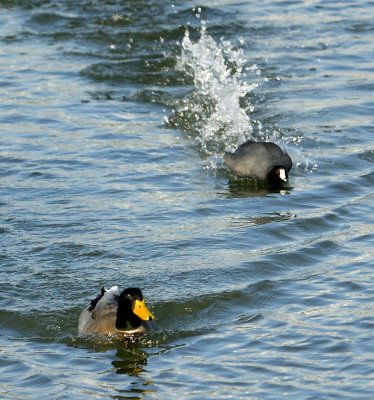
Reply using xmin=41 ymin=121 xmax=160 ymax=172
xmin=167 ymin=22 xmax=317 ymax=173
xmin=169 ymin=22 xmax=260 ymax=166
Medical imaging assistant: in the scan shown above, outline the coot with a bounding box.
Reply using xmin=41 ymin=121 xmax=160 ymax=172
xmin=224 ymin=140 xmax=292 ymax=183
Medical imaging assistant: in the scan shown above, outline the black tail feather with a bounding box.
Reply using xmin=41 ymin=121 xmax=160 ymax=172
xmin=88 ymin=287 xmax=106 ymax=312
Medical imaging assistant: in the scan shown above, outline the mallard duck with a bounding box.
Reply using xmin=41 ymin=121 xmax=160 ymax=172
xmin=78 ymin=286 xmax=155 ymax=336
xmin=224 ymin=140 xmax=292 ymax=183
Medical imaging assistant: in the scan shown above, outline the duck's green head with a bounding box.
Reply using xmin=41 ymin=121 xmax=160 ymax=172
xmin=116 ymin=288 xmax=155 ymax=330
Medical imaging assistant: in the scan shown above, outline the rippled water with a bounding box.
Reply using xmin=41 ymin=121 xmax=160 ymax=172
xmin=1 ymin=1 xmax=374 ymax=399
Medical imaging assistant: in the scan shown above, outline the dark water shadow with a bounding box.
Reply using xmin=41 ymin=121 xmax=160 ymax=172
xmin=76 ymin=337 xmax=159 ymax=399
xmin=227 ymin=177 xmax=293 ymax=198
xmin=112 ymin=347 xmax=149 ymax=376
xmin=228 ymin=211 xmax=296 ymax=229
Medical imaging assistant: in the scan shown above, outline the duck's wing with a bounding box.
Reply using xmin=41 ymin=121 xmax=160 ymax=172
xmin=91 ymin=286 xmax=120 ymax=320
xmin=78 ymin=286 xmax=120 ymax=335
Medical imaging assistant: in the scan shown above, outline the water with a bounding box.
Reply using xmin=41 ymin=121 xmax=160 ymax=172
xmin=1 ymin=0 xmax=373 ymax=398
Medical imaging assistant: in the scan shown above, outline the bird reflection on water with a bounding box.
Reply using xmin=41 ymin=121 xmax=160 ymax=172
xmin=112 ymin=347 xmax=148 ymax=376
xmin=227 ymin=178 xmax=292 ymax=198
xmin=111 ymin=348 xmax=157 ymax=399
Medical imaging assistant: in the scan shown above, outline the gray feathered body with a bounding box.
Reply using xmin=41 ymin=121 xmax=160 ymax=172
xmin=224 ymin=140 xmax=292 ymax=181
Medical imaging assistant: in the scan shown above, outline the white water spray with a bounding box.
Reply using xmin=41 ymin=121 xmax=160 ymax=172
xmin=170 ymin=22 xmax=316 ymax=173
xmin=173 ymin=23 xmax=260 ymax=164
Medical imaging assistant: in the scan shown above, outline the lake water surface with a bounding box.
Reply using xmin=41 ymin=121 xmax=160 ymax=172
xmin=1 ymin=1 xmax=373 ymax=399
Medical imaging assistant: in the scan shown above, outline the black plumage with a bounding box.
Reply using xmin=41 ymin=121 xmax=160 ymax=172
xmin=224 ymin=140 xmax=292 ymax=183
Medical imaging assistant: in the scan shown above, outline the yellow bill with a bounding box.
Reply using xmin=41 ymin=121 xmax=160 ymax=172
xmin=133 ymin=299 xmax=155 ymax=321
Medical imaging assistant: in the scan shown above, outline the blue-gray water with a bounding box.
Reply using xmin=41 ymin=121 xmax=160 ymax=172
xmin=1 ymin=1 xmax=374 ymax=399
